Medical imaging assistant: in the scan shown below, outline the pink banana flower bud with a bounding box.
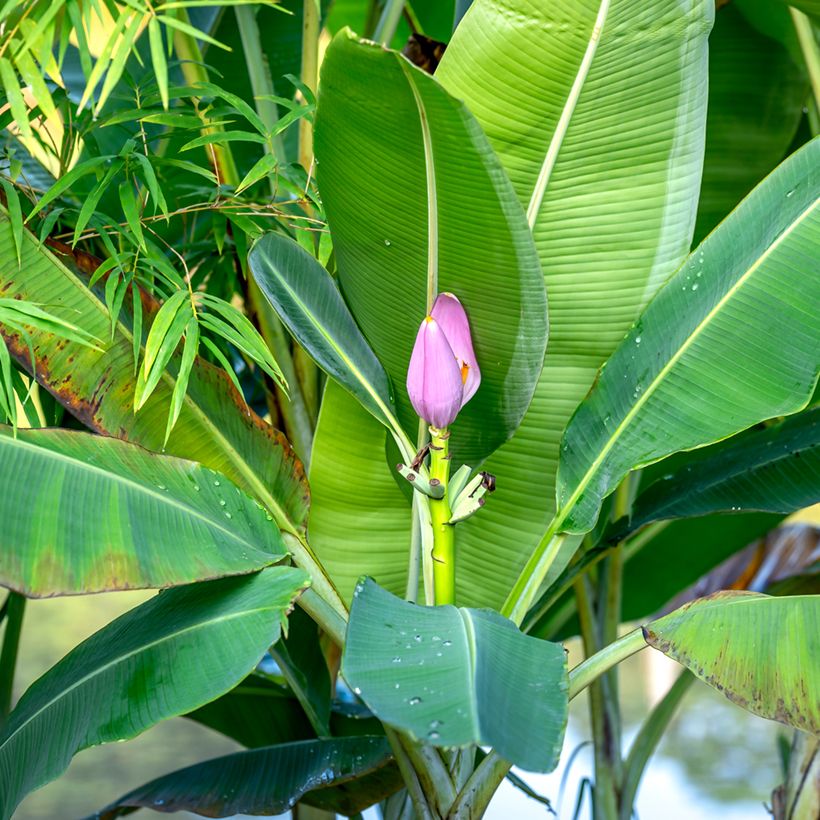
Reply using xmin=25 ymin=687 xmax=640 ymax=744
xmin=406 ymin=293 xmax=481 ymax=429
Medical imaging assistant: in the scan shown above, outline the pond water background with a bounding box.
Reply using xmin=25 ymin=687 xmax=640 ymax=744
xmin=14 ymin=590 xmax=784 ymax=819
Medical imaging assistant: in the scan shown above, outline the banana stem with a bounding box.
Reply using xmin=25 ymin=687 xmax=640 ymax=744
xmin=429 ymin=426 xmax=455 ymax=605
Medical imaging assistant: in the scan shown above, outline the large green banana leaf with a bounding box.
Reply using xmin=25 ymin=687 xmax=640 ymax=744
xmin=436 ymin=0 xmax=713 ymax=607
xmin=343 ymin=578 xmax=568 ymax=773
xmin=557 ymin=137 xmax=820 ymax=535
xmin=90 ymin=737 xmax=395 ymax=820
xmin=645 ymin=592 xmax=819 ymax=734
xmin=0 ymin=426 xmax=286 ymax=596
xmin=314 ymin=31 xmax=547 ymax=466
xmin=308 ymin=382 xmax=410 ymax=602
xmin=694 ymin=3 xmax=807 ymax=241
xmin=0 ymin=567 xmax=310 ymax=820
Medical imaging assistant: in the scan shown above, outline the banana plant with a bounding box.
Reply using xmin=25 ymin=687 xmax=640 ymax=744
xmin=0 ymin=1 xmax=818 ymax=819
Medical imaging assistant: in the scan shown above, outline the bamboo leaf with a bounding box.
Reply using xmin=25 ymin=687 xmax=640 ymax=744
xmin=26 ymin=156 xmax=112 ymax=222
xmin=118 ymin=180 xmax=146 ymax=250
xmin=148 ymin=17 xmax=169 ymax=110
xmin=0 ymin=57 xmax=31 ymax=138
xmin=0 ymin=180 xmax=22 ymax=266
xmin=166 ymin=315 xmax=199 ymax=442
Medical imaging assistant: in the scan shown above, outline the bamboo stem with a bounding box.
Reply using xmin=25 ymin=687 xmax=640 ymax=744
xmin=374 ymin=0 xmax=406 ymax=46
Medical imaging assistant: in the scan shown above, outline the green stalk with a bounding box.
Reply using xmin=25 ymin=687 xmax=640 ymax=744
xmin=575 ymin=577 xmax=618 ymax=820
xmin=449 ymin=750 xmax=511 ymax=819
xmin=374 ymin=0 xmax=406 ymax=46
xmin=791 ymin=8 xmax=820 ymax=114
xmin=568 ymin=626 xmax=647 ymax=701
xmin=234 ymin=6 xmax=287 ymax=163
xmin=0 ymin=592 xmax=25 ymax=723
xmin=502 ymin=528 xmax=567 ymax=625
xmin=385 ymin=728 xmax=436 ymax=820
xmin=429 ymin=426 xmax=455 ymax=605
xmin=295 ymin=0 xmax=322 ymax=423
xmin=233 ymin=5 xmax=316 ymax=462
xmin=399 ymin=733 xmax=457 ymax=816
xmin=619 ymin=671 xmax=693 ymax=819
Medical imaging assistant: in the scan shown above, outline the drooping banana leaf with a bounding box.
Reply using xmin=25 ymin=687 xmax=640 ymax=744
xmin=0 ymin=217 xmax=345 ymax=617
xmin=88 ymin=736 xmax=395 ymax=820
xmin=436 ymin=0 xmax=713 ymax=607
xmin=644 ymin=591 xmax=819 ymax=734
xmin=0 ymin=426 xmax=287 ymax=596
xmin=0 ymin=223 xmax=308 ymax=535
xmin=0 ymin=567 xmax=310 ymax=820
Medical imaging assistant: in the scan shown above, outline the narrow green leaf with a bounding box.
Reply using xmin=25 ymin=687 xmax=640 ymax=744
xmin=194 ymin=79 xmax=268 ymax=136
xmin=148 ymin=17 xmax=169 ymax=110
xmin=165 ymin=315 xmax=199 ymax=442
xmin=0 ymin=180 xmax=22 ymax=266
xmin=248 ymin=232 xmax=399 ymax=433
xmin=72 ymin=160 xmax=124 ymax=246
xmin=157 ymin=14 xmax=232 ymax=50
xmin=118 ymin=179 xmax=146 ymax=250
xmin=644 ymin=592 xmax=819 ymax=734
xmin=343 ymin=578 xmax=568 ymax=773
xmin=130 ymin=152 xmax=168 ymax=216
xmin=77 ymin=7 xmax=133 ymax=112
xmin=0 ymin=567 xmax=310 ymax=820
xmin=26 ymin=156 xmax=112 ymax=222
xmin=235 ymin=152 xmax=278 ymax=194
xmin=140 ymin=289 xmax=189 ymax=376
xmin=0 ymin=296 xmax=100 ymax=350
xmin=0 ymin=57 xmax=31 ymax=138
xmin=88 ymin=736 xmax=393 ymax=820
xmin=135 ymin=290 xmax=191 ymax=410
xmin=0 ymin=426 xmax=288 ymax=596
xmin=93 ymin=9 xmax=144 ymax=113
xmin=13 ymin=49 xmax=56 ymax=120
xmin=180 ymin=130 xmax=267 ymax=152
